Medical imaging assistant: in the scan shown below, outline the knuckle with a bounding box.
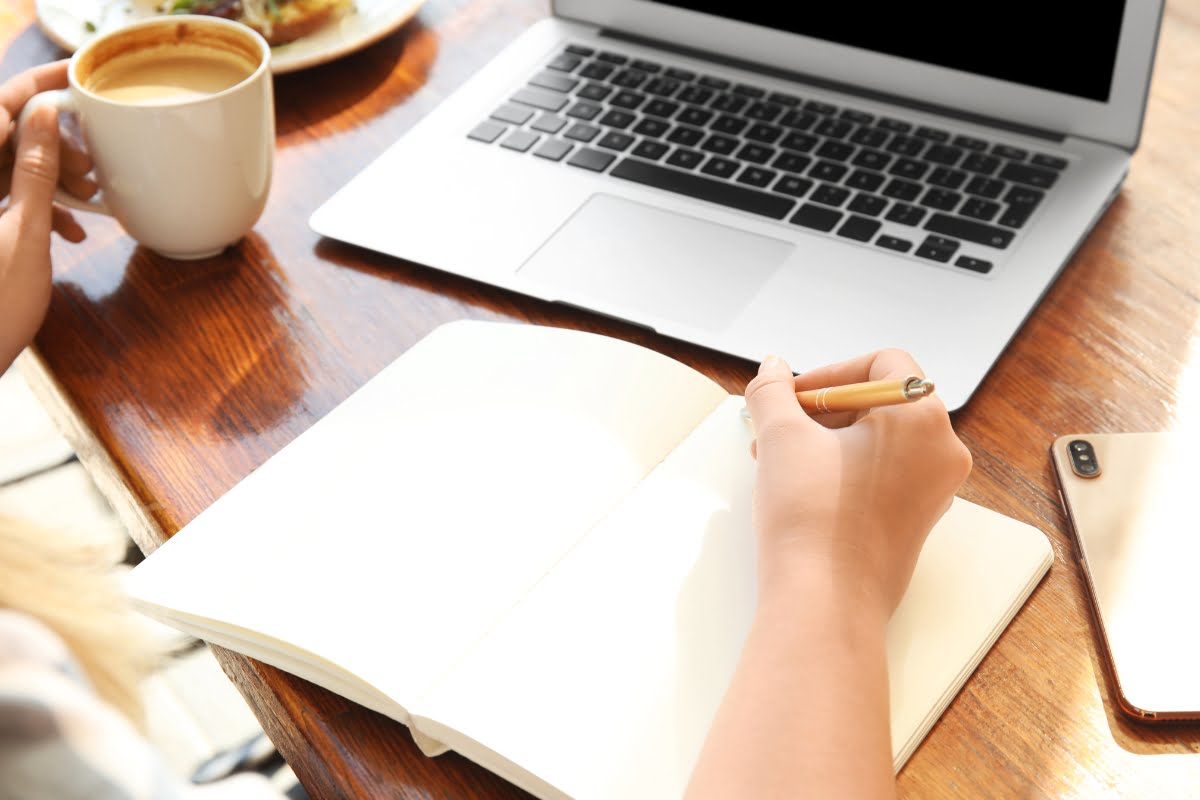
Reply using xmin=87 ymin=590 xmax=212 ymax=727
xmin=17 ymin=146 xmax=58 ymax=186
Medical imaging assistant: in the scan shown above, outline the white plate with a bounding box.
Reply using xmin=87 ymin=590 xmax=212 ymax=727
xmin=35 ymin=0 xmax=426 ymax=74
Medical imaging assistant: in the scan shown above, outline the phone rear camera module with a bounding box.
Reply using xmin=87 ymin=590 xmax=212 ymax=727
xmin=1068 ymin=439 xmax=1101 ymax=478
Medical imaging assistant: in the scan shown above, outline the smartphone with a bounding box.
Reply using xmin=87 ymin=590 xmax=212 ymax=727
xmin=1051 ymin=431 xmax=1200 ymax=722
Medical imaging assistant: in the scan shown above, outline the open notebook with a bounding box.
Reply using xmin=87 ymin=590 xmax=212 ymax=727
xmin=125 ymin=320 xmax=1052 ymax=799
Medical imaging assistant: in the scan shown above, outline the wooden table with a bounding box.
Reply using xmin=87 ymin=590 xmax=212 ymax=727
xmin=4 ymin=1 xmax=1199 ymax=796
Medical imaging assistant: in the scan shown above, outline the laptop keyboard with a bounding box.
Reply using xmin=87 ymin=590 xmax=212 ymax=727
xmin=467 ymin=44 xmax=1070 ymax=276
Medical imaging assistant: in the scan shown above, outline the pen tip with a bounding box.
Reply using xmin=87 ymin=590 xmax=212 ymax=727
xmin=907 ymin=378 xmax=935 ymax=398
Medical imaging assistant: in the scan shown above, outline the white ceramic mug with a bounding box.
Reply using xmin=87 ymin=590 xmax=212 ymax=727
xmin=23 ymin=15 xmax=274 ymax=260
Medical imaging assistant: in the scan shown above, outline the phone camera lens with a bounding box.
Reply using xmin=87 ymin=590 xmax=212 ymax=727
xmin=1068 ymin=439 xmax=1101 ymax=478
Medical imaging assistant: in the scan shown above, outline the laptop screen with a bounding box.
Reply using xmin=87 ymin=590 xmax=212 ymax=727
xmin=648 ymin=2 xmax=1126 ymax=102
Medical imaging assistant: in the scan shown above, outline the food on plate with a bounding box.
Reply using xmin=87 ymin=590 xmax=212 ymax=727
xmin=160 ymin=0 xmax=353 ymax=46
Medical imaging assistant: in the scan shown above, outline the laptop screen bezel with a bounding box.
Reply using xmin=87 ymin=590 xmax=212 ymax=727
xmin=554 ymin=0 xmax=1162 ymax=151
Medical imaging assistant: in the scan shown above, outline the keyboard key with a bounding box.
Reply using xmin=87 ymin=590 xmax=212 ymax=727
xmin=779 ymin=110 xmax=818 ymax=130
xmin=774 ymin=175 xmax=814 ymax=198
xmin=746 ymin=123 xmax=785 ymax=144
xmin=566 ymin=147 xmax=616 ymax=171
xmin=998 ymin=206 xmax=1034 ymax=229
xmin=532 ymin=139 xmax=573 ymax=161
xmin=579 ymin=62 xmax=615 ymax=80
xmin=804 ymin=99 xmax=838 ymax=115
xmin=962 ymin=153 xmax=1000 ymax=175
xmin=491 ymin=104 xmax=534 ymax=125
xmin=768 ymin=91 xmax=802 ymax=106
xmin=882 ymin=178 xmax=922 ymax=201
xmin=547 ymin=53 xmax=583 ymax=72
xmin=854 ymin=148 xmax=892 ymax=170
xmin=678 ymin=106 xmax=715 ymax=127
xmin=610 ymin=90 xmax=646 ymax=109
xmin=700 ymin=156 xmax=740 ymax=179
xmin=927 ymin=167 xmax=967 ymax=189
xmin=563 ymin=122 xmax=600 ymax=142
xmin=644 ymin=77 xmax=682 ymax=97
xmin=530 ymin=71 xmax=578 ymax=93
xmin=915 ymin=126 xmax=950 ymax=142
xmin=711 ymin=114 xmax=749 ymax=135
xmin=889 ymin=158 xmax=928 ymax=180
xmin=780 ymin=132 xmax=818 ymax=153
xmin=597 ymin=131 xmax=635 ymax=151
xmin=876 ymin=235 xmax=913 ymax=253
xmin=848 ymin=193 xmax=888 ymax=217
xmin=960 ymin=197 xmax=1000 ymax=221
xmin=598 ymin=109 xmax=636 ymax=129
xmin=667 ymin=126 xmax=705 ymax=147
xmin=998 ymin=162 xmax=1058 ymax=189
xmin=811 ymin=184 xmax=851 ymax=207
xmin=699 ymin=75 xmax=731 ymax=90
xmin=631 ymin=140 xmax=669 ymax=161
xmin=633 ymin=118 xmax=670 ymax=138
xmin=816 ymin=140 xmax=854 ymax=161
xmin=924 ymin=212 xmax=1015 ymax=248
xmin=915 ymin=234 xmax=960 ymax=262
xmin=644 ymin=99 xmax=681 ymax=118
xmin=564 ymin=44 xmax=594 ymax=56
xmin=955 ymin=255 xmax=994 ymax=274
xmin=666 ymin=67 xmax=697 ymax=81
xmin=500 ymin=130 xmax=539 ymax=152
xmin=511 ymin=87 xmax=569 ymax=112
xmin=952 ymin=135 xmax=988 ymax=151
xmin=733 ymin=83 xmax=766 ymax=98
xmin=850 ymin=127 xmax=889 ymax=148
xmin=920 ymin=187 xmax=962 ymax=211
xmin=746 ymin=101 xmax=784 ymax=122
xmin=965 ymin=175 xmax=1005 ymax=199
xmin=610 ymin=158 xmax=796 ymax=219
xmin=809 ymin=161 xmax=849 ymax=182
xmin=992 ymin=144 xmax=1028 ymax=160
xmin=1004 ymin=185 xmax=1044 ymax=208
xmin=877 ymin=117 xmax=912 ymax=132
xmin=790 ymin=203 xmax=844 ymax=231
xmin=531 ymin=114 xmax=567 ymax=134
xmin=815 ymin=118 xmax=853 ymax=139
xmin=1032 ymin=153 xmax=1069 ymax=170
xmin=614 ymin=68 xmax=652 ymax=88
xmin=701 ymin=134 xmax=740 ymax=155
xmin=885 ymin=202 xmax=926 ymax=226
xmin=838 ymin=215 xmax=882 ymax=241
xmin=467 ymin=120 xmax=506 ymax=143
xmin=737 ymin=166 xmax=778 ymax=188
xmin=678 ymin=85 xmax=715 ymax=105
xmin=886 ymin=135 xmax=925 ymax=156
xmin=737 ymin=143 xmax=776 ymax=164
xmin=666 ymin=147 xmax=704 ymax=169
xmin=846 ymin=170 xmax=886 ymax=192
xmin=596 ymin=51 xmax=628 ymax=64
xmin=924 ymin=144 xmax=963 ymax=166
xmin=565 ymin=101 xmax=603 ymax=120
xmin=840 ymin=108 xmax=874 ymax=125
xmin=711 ymin=93 xmax=749 ymax=113
xmin=632 ymin=59 xmax=662 ymax=73
xmin=577 ymin=83 xmax=613 ymax=101
xmin=773 ymin=152 xmax=813 ymax=174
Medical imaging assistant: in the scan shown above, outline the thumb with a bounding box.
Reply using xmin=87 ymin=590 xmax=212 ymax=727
xmin=9 ymin=104 xmax=61 ymax=239
xmin=744 ymin=354 xmax=808 ymax=432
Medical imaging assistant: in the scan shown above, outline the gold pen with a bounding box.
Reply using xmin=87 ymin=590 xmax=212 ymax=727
xmin=741 ymin=375 xmax=935 ymax=421
xmin=797 ymin=375 xmax=935 ymax=414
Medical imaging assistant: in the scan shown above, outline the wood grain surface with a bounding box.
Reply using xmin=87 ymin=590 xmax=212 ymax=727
xmin=3 ymin=1 xmax=1199 ymax=796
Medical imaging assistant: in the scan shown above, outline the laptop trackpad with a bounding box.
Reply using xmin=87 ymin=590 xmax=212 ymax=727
xmin=518 ymin=193 xmax=793 ymax=332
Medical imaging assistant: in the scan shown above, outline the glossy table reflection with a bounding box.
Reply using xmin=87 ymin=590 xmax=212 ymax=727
xmin=3 ymin=1 xmax=1199 ymax=796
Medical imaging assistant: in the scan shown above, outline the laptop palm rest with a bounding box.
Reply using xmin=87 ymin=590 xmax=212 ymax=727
xmin=518 ymin=193 xmax=793 ymax=332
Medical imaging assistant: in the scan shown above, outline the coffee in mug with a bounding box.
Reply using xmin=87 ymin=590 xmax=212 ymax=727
xmin=22 ymin=16 xmax=274 ymax=260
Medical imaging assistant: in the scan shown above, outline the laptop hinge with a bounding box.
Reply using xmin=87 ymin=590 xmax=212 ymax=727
xmin=599 ymin=28 xmax=1068 ymax=144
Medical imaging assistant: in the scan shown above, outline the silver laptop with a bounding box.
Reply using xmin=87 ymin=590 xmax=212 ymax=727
xmin=310 ymin=1 xmax=1163 ymax=410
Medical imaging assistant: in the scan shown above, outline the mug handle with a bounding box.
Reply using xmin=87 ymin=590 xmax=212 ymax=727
xmin=17 ymin=91 xmax=113 ymax=217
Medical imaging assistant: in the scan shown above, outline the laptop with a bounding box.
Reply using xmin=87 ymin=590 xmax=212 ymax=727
xmin=310 ymin=1 xmax=1163 ymax=410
